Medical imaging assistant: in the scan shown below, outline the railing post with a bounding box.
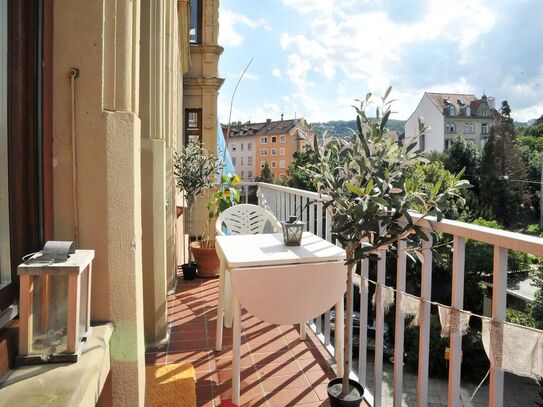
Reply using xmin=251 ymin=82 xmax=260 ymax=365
xmin=489 ymin=246 xmax=507 ymax=407
xmin=358 ymin=258 xmax=369 ymax=385
xmin=393 ymin=239 xmax=407 ymax=407
xmin=374 ymin=248 xmax=387 ymax=407
xmin=417 ymin=230 xmax=433 ymax=406
xmin=448 ymin=236 xmax=465 ymax=407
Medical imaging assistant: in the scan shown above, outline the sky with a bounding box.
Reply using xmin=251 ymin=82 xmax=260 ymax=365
xmin=217 ymin=0 xmax=543 ymax=124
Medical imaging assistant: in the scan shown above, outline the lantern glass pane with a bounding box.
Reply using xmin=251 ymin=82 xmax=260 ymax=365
xmin=31 ymin=274 xmax=69 ymax=357
xmin=79 ymin=268 xmax=90 ymax=340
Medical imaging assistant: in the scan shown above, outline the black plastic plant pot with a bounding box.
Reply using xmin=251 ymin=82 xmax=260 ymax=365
xmin=327 ymin=378 xmax=364 ymax=407
xmin=181 ymin=262 xmax=197 ymax=281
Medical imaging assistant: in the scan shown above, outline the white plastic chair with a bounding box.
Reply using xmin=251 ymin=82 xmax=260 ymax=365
xmin=215 ymin=204 xmax=282 ymax=237
xmin=214 ymin=205 xmax=307 ymax=350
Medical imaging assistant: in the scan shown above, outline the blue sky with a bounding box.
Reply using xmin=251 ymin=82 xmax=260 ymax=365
xmin=217 ymin=0 xmax=543 ymax=123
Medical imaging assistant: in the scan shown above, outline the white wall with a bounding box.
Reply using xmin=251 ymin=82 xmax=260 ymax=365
xmin=405 ymin=95 xmax=444 ymax=152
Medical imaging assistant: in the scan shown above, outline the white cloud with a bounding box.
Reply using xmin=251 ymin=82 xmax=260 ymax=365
xmin=272 ymin=68 xmax=282 ymax=78
xmin=219 ymin=9 xmax=271 ymax=47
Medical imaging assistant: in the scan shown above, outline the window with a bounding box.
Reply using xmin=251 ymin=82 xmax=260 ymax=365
xmin=240 ymin=157 xmax=244 ymax=165
xmin=481 ymin=137 xmax=489 ymax=148
xmin=248 ymin=157 xmax=253 ymax=165
xmin=260 ymin=149 xmax=268 ymax=156
xmin=0 ymin=0 xmax=10 ymax=290
xmin=445 ymin=123 xmax=455 ymax=133
xmin=280 ymin=135 xmax=286 ymax=143
xmin=240 ymin=143 xmax=244 ymax=151
xmin=248 ymin=171 xmax=253 ymax=178
xmin=271 ymin=161 xmax=277 ymax=168
xmin=271 ymin=148 xmax=277 ymax=156
xmin=465 ymin=106 xmax=471 ymax=116
xmin=464 ymin=123 xmax=475 ymax=134
xmin=260 ymin=137 xmax=268 ymax=144
xmin=482 ymin=123 xmax=489 ymax=134
xmin=231 ymin=143 xmax=237 ymax=151
xmin=189 ymin=0 xmax=202 ymax=44
xmin=247 ymin=142 xmax=253 ymax=151
xmin=448 ymin=105 xmax=456 ymax=116
xmin=445 ymin=139 xmax=453 ymax=150
xmin=232 ymin=157 xmax=237 ymax=166
xmin=419 ymin=134 xmax=425 ymax=151
xmin=241 ymin=171 xmax=244 ymax=178
xmin=279 ymin=160 xmax=286 ymax=168
xmin=271 ymin=136 xmax=277 ymax=143
xmin=279 ymin=148 xmax=285 ymax=156
xmin=184 ymin=108 xmax=202 ymax=145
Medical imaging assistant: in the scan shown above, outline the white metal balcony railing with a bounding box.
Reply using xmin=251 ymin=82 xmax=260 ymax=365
xmin=232 ymin=181 xmax=543 ymax=407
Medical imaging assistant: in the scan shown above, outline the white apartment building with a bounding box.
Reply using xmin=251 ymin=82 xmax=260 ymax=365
xmin=405 ymin=93 xmax=497 ymax=152
xmin=225 ymin=124 xmax=258 ymax=181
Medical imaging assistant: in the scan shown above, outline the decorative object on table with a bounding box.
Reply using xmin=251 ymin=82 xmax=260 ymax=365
xmin=305 ymin=87 xmax=468 ymax=406
xmin=174 ymin=139 xmax=222 ymax=280
xmin=280 ymin=215 xmax=305 ymax=246
xmin=192 ymin=174 xmax=241 ymax=278
xmin=17 ymin=242 xmax=94 ymax=365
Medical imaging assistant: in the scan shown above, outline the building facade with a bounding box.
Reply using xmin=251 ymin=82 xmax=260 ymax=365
xmin=0 ymin=0 xmax=220 ymax=405
xmin=225 ymin=117 xmax=314 ymax=181
xmin=405 ymin=92 xmax=497 ymax=152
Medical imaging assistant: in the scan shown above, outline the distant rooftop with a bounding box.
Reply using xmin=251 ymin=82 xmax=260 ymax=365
xmin=222 ymin=117 xmax=306 ymax=137
xmin=425 ymin=92 xmax=496 ymax=118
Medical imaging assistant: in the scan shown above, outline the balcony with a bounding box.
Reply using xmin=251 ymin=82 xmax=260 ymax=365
xmin=149 ymin=182 xmax=543 ymax=406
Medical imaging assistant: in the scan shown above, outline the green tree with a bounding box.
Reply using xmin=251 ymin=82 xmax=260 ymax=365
xmin=480 ymin=101 xmax=530 ymax=227
xmin=443 ymin=135 xmax=481 ymax=192
xmin=285 ymin=146 xmax=319 ymax=191
xmin=531 ymin=263 xmax=543 ymax=329
xmin=255 ymin=162 xmax=275 ymax=184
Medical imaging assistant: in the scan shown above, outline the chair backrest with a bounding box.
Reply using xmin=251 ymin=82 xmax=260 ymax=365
xmin=216 ymin=204 xmax=282 ymax=236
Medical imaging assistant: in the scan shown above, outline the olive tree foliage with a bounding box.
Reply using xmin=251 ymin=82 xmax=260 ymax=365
xmin=305 ymin=88 xmax=469 ymax=394
xmin=174 ymin=140 xmax=222 ymax=261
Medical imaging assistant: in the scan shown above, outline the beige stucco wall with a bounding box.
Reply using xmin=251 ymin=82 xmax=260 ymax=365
xmin=52 ymin=0 xmax=145 ymax=405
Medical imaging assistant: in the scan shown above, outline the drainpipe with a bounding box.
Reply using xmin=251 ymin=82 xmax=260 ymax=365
xmin=69 ymin=67 xmax=79 ymax=247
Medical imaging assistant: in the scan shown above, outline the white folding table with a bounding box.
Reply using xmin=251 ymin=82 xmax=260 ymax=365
xmin=214 ymin=232 xmax=347 ymax=405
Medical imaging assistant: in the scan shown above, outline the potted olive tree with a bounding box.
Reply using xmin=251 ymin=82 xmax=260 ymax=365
xmin=174 ymin=139 xmax=221 ymax=280
xmin=306 ymin=88 xmax=468 ymax=406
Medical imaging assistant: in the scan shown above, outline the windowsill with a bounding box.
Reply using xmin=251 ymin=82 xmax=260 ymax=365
xmin=0 ymin=323 xmax=113 ymax=407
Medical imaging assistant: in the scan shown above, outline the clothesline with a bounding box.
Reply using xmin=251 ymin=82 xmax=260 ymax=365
xmin=361 ymin=275 xmax=543 ymax=336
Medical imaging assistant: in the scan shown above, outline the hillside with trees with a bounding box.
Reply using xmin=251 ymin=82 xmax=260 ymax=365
xmin=312 ymin=119 xmax=405 ymax=137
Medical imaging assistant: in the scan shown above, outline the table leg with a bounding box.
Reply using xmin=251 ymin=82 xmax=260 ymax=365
xmin=224 ymin=270 xmax=234 ymax=328
xmin=300 ymin=321 xmax=306 ymax=340
xmin=232 ymin=296 xmax=242 ymax=405
xmin=215 ymin=257 xmax=226 ymax=351
xmin=335 ymin=298 xmax=344 ymax=378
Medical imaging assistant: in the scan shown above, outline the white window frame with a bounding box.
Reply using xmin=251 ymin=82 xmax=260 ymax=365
xmin=279 ymin=160 xmax=286 ymax=168
xmin=0 ymin=0 xmax=11 ymax=289
xmin=271 ymin=148 xmax=277 ymax=156
xmin=445 ymin=123 xmax=455 ymax=134
xmin=260 ymin=149 xmax=268 ymax=156
xmin=248 ymin=170 xmax=253 ymax=178
xmin=280 ymin=135 xmax=286 ymax=143
xmin=248 ymin=157 xmax=253 ymax=165
xmin=481 ymin=123 xmax=489 ymax=134
xmin=240 ymin=143 xmax=244 ymax=151
xmin=260 ymin=137 xmax=268 ymax=144
xmin=464 ymin=123 xmax=475 ymax=134
xmin=232 ymin=157 xmax=236 ymax=166
xmin=240 ymin=157 xmax=244 ymax=166
xmin=279 ymin=148 xmax=285 ymax=156
xmin=247 ymin=142 xmax=252 ymax=151
xmin=271 ymin=161 xmax=277 ymax=168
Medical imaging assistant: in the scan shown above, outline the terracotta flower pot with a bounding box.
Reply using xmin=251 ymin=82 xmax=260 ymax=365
xmin=190 ymin=240 xmax=220 ymax=278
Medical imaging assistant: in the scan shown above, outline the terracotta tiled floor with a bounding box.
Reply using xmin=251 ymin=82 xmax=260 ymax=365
xmin=146 ymin=274 xmax=343 ymax=407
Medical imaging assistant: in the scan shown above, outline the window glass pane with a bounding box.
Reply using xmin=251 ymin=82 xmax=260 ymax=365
xmin=188 ymin=111 xmax=199 ymax=128
xmin=189 ymin=0 xmax=199 ymax=43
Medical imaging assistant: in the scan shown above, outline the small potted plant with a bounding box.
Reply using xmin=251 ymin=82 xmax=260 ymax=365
xmin=190 ymin=174 xmax=241 ymax=277
xmin=306 ymin=88 xmax=468 ymax=406
xmin=174 ymin=139 xmax=221 ymax=280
